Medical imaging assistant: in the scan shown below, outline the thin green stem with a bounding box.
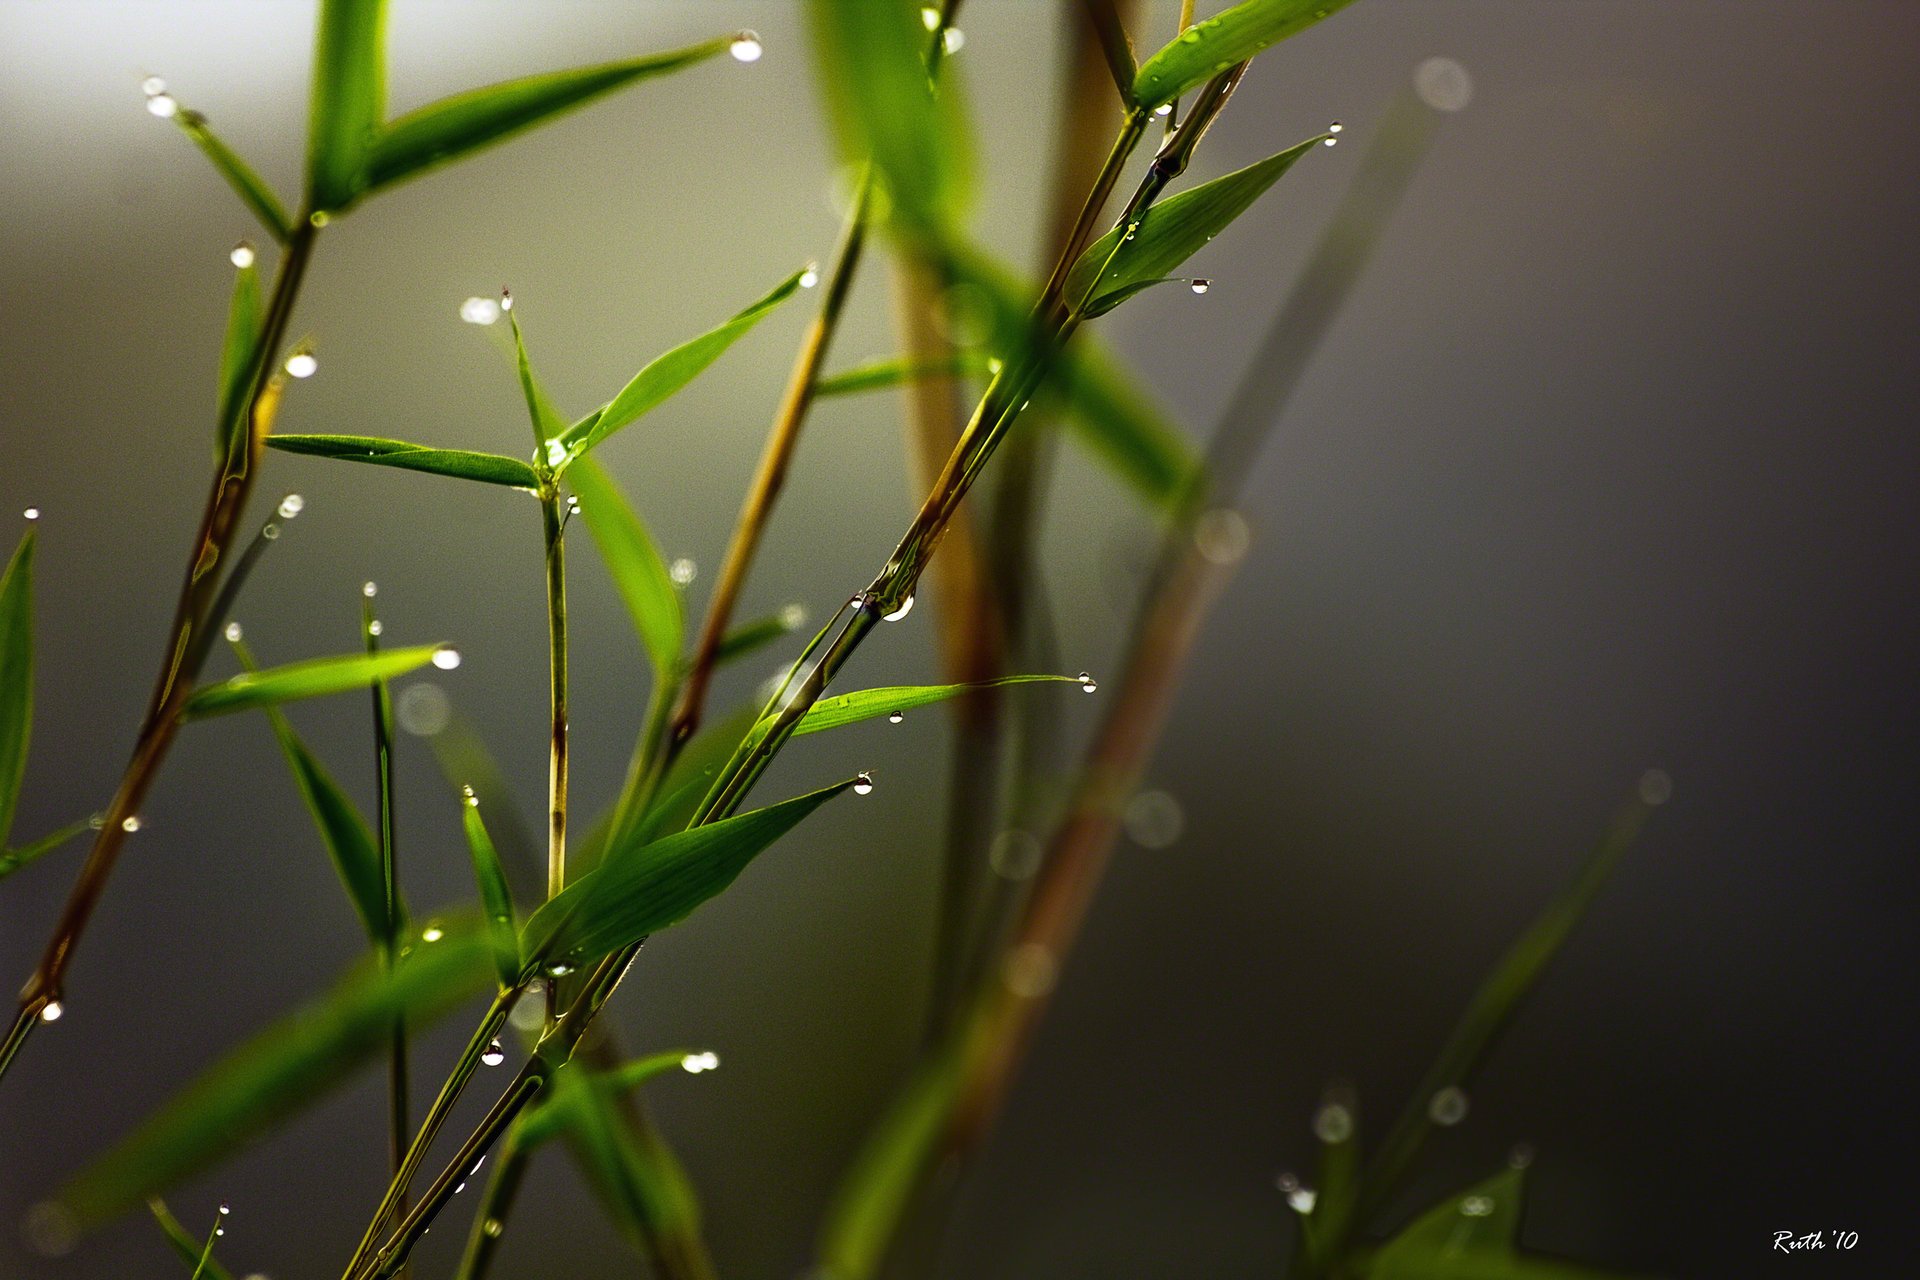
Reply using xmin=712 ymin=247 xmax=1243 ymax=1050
xmin=451 ymin=1130 xmax=531 ymax=1280
xmin=363 ymin=594 xmax=409 ymax=1274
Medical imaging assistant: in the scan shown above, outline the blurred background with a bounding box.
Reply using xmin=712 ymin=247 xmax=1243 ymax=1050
xmin=3 ymin=2 xmax=1917 ymax=1277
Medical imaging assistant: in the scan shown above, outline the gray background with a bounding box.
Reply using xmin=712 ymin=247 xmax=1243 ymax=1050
xmin=3 ymin=2 xmax=1917 ymax=1277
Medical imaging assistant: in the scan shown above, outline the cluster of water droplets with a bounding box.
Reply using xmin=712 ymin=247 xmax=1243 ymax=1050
xmin=142 ymin=75 xmax=177 ymax=118
xmin=681 ymin=1051 xmax=720 ymax=1074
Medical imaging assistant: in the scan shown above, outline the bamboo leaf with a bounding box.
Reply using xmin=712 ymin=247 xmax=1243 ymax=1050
xmin=1375 ymin=1168 xmax=1526 ymax=1265
xmin=1131 ymin=0 xmax=1361 ymax=110
xmin=1064 ymin=136 xmax=1324 ymax=315
xmin=711 ymin=608 xmax=805 ymax=669
xmin=818 ymin=1050 xmax=960 ymax=1279
xmin=521 ymin=780 xmax=853 ymax=972
xmin=507 ymin=310 xmax=569 ymax=452
xmin=1 ymin=815 xmax=92 ymax=881
xmin=305 ymin=0 xmax=388 ymax=211
xmin=633 ymin=701 xmax=762 ymax=844
xmin=517 ymin=1050 xmax=695 ymax=1147
xmin=558 ymin=268 xmax=809 ymax=460
xmin=792 ymin=675 xmax=1082 ymax=737
xmin=182 ymin=646 xmax=446 ymax=721
xmin=215 ymin=256 xmax=264 ymax=465
xmin=147 ymin=1199 xmax=236 ymax=1280
xmin=364 ymin=38 xmax=731 ymax=194
xmin=460 ymin=792 xmax=520 ymax=988
xmin=814 ymin=352 xmax=991 ymax=398
xmin=268 ymin=434 xmax=540 ymax=488
xmin=807 ymin=0 xmax=970 ymax=232
xmin=1076 ymin=275 xmax=1195 ymax=319
xmin=1054 ymin=334 xmax=1200 ymax=509
xmin=0 ymin=529 xmax=33 ymax=850
xmin=260 ymin=705 xmax=391 ymax=941
xmin=176 ymin=111 xmax=293 ymax=242
xmin=566 ymin=456 xmax=680 ymax=682
xmin=60 ymin=918 xmax=493 ymax=1226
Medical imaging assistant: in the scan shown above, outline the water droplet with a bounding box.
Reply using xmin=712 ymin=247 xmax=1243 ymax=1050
xmin=989 ymin=829 xmax=1042 ymax=881
xmin=23 ymin=1200 xmax=78 ymax=1256
xmin=779 ymin=603 xmax=808 ymax=630
xmin=224 ymin=621 xmax=243 ymax=643
xmin=1123 ymin=789 xmax=1184 ymax=849
xmin=308 ymin=210 xmax=332 ymax=227
xmin=283 ymin=352 xmax=318 ymax=379
xmin=729 ymin=31 xmax=763 ymax=62
xmin=1154 ymin=102 xmax=1173 ymax=116
xmin=1329 ymin=121 xmax=1344 ymax=133
xmin=669 ymin=557 xmax=697 ymax=586
xmin=548 ymin=963 xmax=573 ymax=977
xmin=141 ymin=76 xmax=168 ymax=97
xmin=230 ymin=242 xmax=256 ymax=269
xmin=1427 ymin=1085 xmax=1469 ymax=1126
xmin=921 ymin=7 xmax=941 ymax=30
xmin=22 ymin=507 xmax=38 ymax=521
xmin=121 ymin=815 xmax=142 ymax=833
xmin=1077 ymin=672 xmax=1097 ymax=693
xmin=887 ymin=710 xmax=904 ymax=724
xmin=218 ymin=1202 xmax=231 ymax=1216
xmin=680 ymin=1051 xmax=720 ymax=1073
xmin=38 ymin=1000 xmax=64 ymax=1024
xmin=853 ymin=771 xmax=874 ymax=796
xmin=1194 ymin=508 xmax=1252 ymax=564
xmin=276 ymin=493 xmax=304 ymax=519
xmin=799 ymin=264 xmax=820 ymax=289
xmin=1288 ymin=1186 xmax=1318 ymax=1214
xmin=1187 ymin=278 xmax=1212 ymax=296
xmin=544 ymin=439 xmax=568 ymax=468
xmin=261 ymin=522 xmax=281 ymax=540
xmin=1180 ymin=29 xmax=1202 ymax=43
xmin=882 ymin=594 xmax=914 ymax=622
xmin=1322 ymin=136 xmax=1338 ymax=147
xmin=942 ymin=27 xmax=965 ymax=53
xmin=1313 ymin=1103 xmax=1354 ymax=1144
xmin=481 ymin=1037 xmax=505 ymax=1067
xmin=146 ymin=93 xmax=179 ymax=118
xmin=397 ymin=682 xmax=450 ymax=736
xmin=463 ymin=785 xmax=479 ymax=807
xmin=88 ymin=813 xmax=106 ymax=830
xmin=482 ymin=1218 xmax=504 ymax=1238
xmin=1460 ymin=1195 xmax=1495 ymax=1218
xmin=1414 ymin=57 xmax=1474 ymax=112
xmin=1000 ymin=942 xmax=1057 ymax=998
xmin=432 ymin=646 xmax=462 ymax=670
xmin=509 ymin=984 xmax=546 ymax=1031
xmin=459 ymin=295 xmax=502 ymax=325
xmin=1638 ymin=769 xmax=1672 ymax=806
xmin=422 ymin=925 xmax=444 ymax=943
xmin=1509 ymin=1142 xmax=1535 ymax=1169
xmin=367 ymin=619 xmax=383 ymax=637
xmin=1277 ymin=1171 xmax=1301 ymax=1193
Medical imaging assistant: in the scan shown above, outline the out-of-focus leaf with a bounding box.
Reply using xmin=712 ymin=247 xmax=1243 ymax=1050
xmin=60 ymin=917 xmax=493 ymax=1226
xmin=0 ymin=529 xmax=34 ymax=850
xmin=460 ymin=793 xmax=520 ymax=988
xmin=817 ymin=1050 xmax=959 ymax=1279
xmin=1064 ymin=136 xmax=1323 ymax=315
xmin=522 ymin=780 xmax=852 ymax=972
xmin=1364 ymin=1167 xmax=1636 ymax=1280
xmin=566 ymin=456 xmax=680 ymax=682
xmin=305 ymin=0 xmax=388 ymax=211
xmin=1 ymin=815 xmax=92 ymax=881
xmin=710 ymin=609 xmax=805 ymax=669
xmin=559 ymin=269 xmax=808 ymax=460
xmin=182 ymin=646 xmax=445 ymax=720
xmin=807 ymin=0 xmax=970 ymax=232
xmin=259 ymin=703 xmax=391 ymax=941
xmin=267 ymin=434 xmax=539 ymax=488
xmin=1302 ymin=1091 xmax=1361 ymax=1269
xmin=1131 ymin=0 xmax=1360 ymax=110
xmin=792 ymin=675 xmax=1080 ymax=737
xmin=215 ymin=257 xmax=264 ymax=463
xmin=814 ymin=352 xmax=990 ymax=398
xmin=147 ymin=1199 xmax=235 ymax=1280
xmin=364 ymin=38 xmax=731 ymax=195
xmin=176 ymin=111 xmax=293 ymax=242
xmin=1053 ymin=335 xmax=1200 ymax=509
xmin=507 ymin=311 xmax=569 ymax=452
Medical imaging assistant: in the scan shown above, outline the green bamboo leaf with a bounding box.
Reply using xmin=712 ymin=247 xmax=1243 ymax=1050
xmin=1366 ymin=1167 xmax=1643 ymax=1280
xmin=1076 ymin=276 xmax=1196 ymax=319
xmin=507 ymin=310 xmax=568 ymax=452
xmin=1131 ymin=0 xmax=1362 ymax=110
xmin=181 ymin=645 xmax=447 ymax=720
xmin=305 ymin=0 xmax=388 ymax=211
xmin=267 ymin=434 xmax=540 ymax=488
xmin=792 ymin=675 xmax=1082 ymax=737
xmin=59 ymin=917 xmax=493 ymax=1226
xmin=711 ymin=608 xmax=805 ymax=669
xmin=1 ymin=815 xmax=92 ymax=881
xmin=260 ymin=705 xmax=391 ymax=941
xmin=215 ymin=255 xmax=264 ymax=464
xmin=147 ymin=1199 xmax=235 ymax=1280
xmin=534 ymin=1063 xmax=707 ymax=1259
xmin=818 ymin=1050 xmax=960 ymax=1279
xmin=566 ymin=456 xmax=680 ymax=682
xmin=364 ymin=37 xmax=731 ymax=195
xmin=459 ymin=791 xmax=520 ymax=988
xmin=517 ymin=1050 xmax=696 ymax=1147
xmin=814 ymin=352 xmax=991 ymax=398
xmin=176 ymin=111 xmax=293 ymax=242
xmin=558 ymin=268 xmax=809 ymax=460
xmin=0 ymin=528 xmax=34 ymax=850
xmin=633 ymin=701 xmax=762 ymax=844
xmin=807 ymin=0 xmax=970 ymax=232
xmin=1054 ymin=334 xmax=1200 ymax=509
xmin=522 ymin=779 xmax=853 ymax=971
xmin=1064 ymin=136 xmax=1324 ymax=315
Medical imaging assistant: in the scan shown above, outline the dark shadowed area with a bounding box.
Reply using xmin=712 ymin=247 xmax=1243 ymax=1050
xmin=2 ymin=3 xmax=1916 ymax=1278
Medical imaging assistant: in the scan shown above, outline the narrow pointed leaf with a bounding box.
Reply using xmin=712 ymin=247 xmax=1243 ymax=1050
xmin=1131 ymin=0 xmax=1361 ymax=109
xmin=818 ymin=1050 xmax=961 ymax=1279
xmin=792 ymin=675 xmax=1081 ymax=737
xmin=182 ymin=645 xmax=445 ymax=720
xmin=508 ymin=311 xmax=569 ymax=451
xmin=306 ymin=0 xmax=388 ymax=210
xmin=460 ymin=795 xmax=520 ymax=987
xmin=814 ymin=352 xmax=991 ymax=398
xmin=517 ymin=1050 xmax=697 ymax=1147
xmin=1 ymin=815 xmax=92 ymax=881
xmin=176 ymin=111 xmax=293 ymax=242
xmin=566 ymin=456 xmax=680 ymax=681
xmin=364 ymin=38 xmax=731 ymax=194
xmin=261 ymin=706 xmax=391 ymax=940
xmin=522 ymin=779 xmax=853 ymax=971
xmin=1077 ymin=276 xmax=1196 ymax=319
xmin=59 ymin=918 xmax=493 ymax=1226
xmin=1055 ymin=335 xmax=1200 ymax=509
xmin=1361 ymin=1167 xmax=1644 ymax=1280
xmin=1064 ymin=136 xmax=1324 ymax=315
xmin=268 ymin=434 xmax=539 ymax=488
xmin=559 ymin=268 xmax=809 ymax=458
xmin=215 ymin=257 xmax=264 ymax=464
xmin=711 ymin=609 xmax=805 ymax=668
xmin=0 ymin=530 xmax=33 ymax=850
xmin=148 ymin=1200 xmax=236 ymax=1280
